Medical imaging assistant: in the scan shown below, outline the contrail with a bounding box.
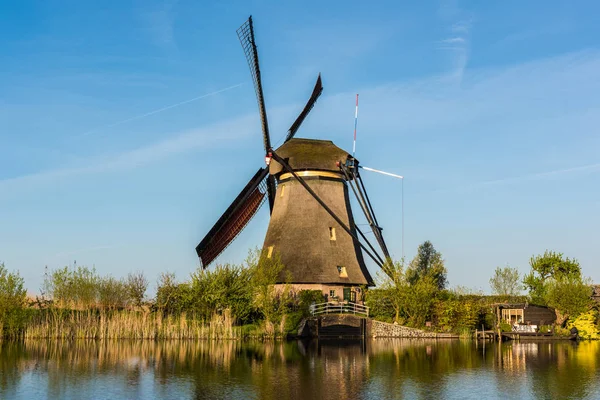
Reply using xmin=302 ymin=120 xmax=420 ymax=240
xmin=78 ymin=82 xmax=245 ymax=137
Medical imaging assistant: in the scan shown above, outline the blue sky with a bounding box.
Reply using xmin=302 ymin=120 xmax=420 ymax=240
xmin=1 ymin=0 xmax=599 ymax=295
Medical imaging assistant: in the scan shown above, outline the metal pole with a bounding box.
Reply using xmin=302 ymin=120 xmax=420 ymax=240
xmin=402 ymin=177 xmax=404 ymax=261
xmin=353 ymin=94 xmax=358 ymax=158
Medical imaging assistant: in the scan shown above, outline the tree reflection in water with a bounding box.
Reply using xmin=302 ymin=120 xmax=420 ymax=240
xmin=0 ymin=339 xmax=598 ymax=399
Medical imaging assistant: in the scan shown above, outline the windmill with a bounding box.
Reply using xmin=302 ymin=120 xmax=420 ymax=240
xmin=196 ymin=16 xmax=400 ymax=301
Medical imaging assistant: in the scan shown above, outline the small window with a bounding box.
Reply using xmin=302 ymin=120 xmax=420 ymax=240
xmin=329 ymin=289 xmax=336 ymax=297
xmin=337 ymin=266 xmax=348 ymax=278
xmin=280 ymin=184 xmax=285 ymax=197
xmin=329 ymin=227 xmax=336 ymax=241
xmin=267 ymin=246 xmax=274 ymax=258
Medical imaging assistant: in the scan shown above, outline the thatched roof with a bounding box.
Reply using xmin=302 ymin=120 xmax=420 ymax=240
xmin=270 ymin=138 xmax=352 ymax=175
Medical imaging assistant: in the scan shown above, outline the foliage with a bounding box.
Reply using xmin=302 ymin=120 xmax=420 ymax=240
xmin=433 ymin=290 xmax=488 ymax=333
xmin=126 ymin=271 xmax=149 ymax=308
xmin=364 ymin=288 xmax=395 ymax=323
xmin=380 ymin=259 xmax=410 ymax=323
xmin=545 ymin=275 xmax=593 ymax=326
xmin=554 ymin=326 xmax=572 ymax=337
xmin=406 ymin=241 xmax=448 ymax=290
xmin=42 ymin=265 xmax=149 ymax=311
xmin=489 ymin=266 xmax=521 ymax=296
xmin=0 ymin=263 xmax=27 ymax=337
xmin=374 ymin=258 xmax=439 ymax=327
xmin=499 ymin=322 xmax=512 ymax=332
xmin=567 ymin=311 xmax=600 ymax=339
xmin=522 ymin=250 xmax=592 ymax=326
xmin=523 ymin=250 xmax=581 ymax=305
xmin=98 ymin=276 xmax=129 ymax=309
xmin=155 ymin=272 xmax=192 ymax=315
xmin=42 ymin=265 xmax=99 ymax=309
xmin=188 ymin=263 xmax=254 ymax=324
xmin=296 ymin=290 xmax=325 ymax=316
xmin=247 ymin=248 xmax=291 ymax=334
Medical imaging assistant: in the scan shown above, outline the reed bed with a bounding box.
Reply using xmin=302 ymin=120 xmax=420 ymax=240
xmin=22 ymin=309 xmax=243 ymax=340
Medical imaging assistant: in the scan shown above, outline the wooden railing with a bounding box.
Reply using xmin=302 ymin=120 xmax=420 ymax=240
xmin=309 ymin=302 xmax=369 ymax=317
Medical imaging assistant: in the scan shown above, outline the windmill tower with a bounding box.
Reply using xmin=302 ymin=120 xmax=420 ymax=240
xmin=263 ymin=138 xmax=373 ymax=299
xmin=195 ymin=16 xmax=396 ymax=301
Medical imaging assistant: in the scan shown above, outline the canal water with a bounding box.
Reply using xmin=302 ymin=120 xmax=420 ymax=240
xmin=0 ymin=339 xmax=598 ymax=399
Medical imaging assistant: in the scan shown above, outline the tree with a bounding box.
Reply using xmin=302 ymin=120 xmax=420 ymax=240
xmin=98 ymin=276 xmax=128 ymax=310
xmin=247 ymin=248 xmax=291 ymax=335
xmin=155 ymin=272 xmax=192 ymax=314
xmin=380 ymin=259 xmax=409 ymax=324
xmin=377 ymin=258 xmax=437 ymax=327
xmin=523 ymin=250 xmax=591 ymax=326
xmin=523 ymin=250 xmax=582 ymax=305
xmin=403 ymin=274 xmax=437 ymax=327
xmin=126 ymin=271 xmax=149 ymax=308
xmin=0 ymin=263 xmax=27 ymax=336
xmin=545 ymin=275 xmax=592 ymax=326
xmin=188 ymin=263 xmax=253 ymax=323
xmin=489 ymin=266 xmax=521 ymax=296
xmin=406 ymin=241 xmax=448 ymax=290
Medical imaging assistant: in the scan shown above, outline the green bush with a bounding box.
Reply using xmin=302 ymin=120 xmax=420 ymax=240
xmin=364 ymin=288 xmax=395 ymax=322
xmin=0 ymin=263 xmax=27 ymax=338
xmin=499 ymin=322 xmax=512 ymax=332
xmin=568 ymin=311 xmax=600 ymax=339
xmin=297 ymin=290 xmax=325 ymax=316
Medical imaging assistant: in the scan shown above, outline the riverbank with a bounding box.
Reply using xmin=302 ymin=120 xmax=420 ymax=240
xmin=3 ymin=308 xmax=595 ymax=341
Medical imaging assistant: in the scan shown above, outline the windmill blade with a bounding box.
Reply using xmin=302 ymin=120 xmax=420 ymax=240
xmin=196 ymin=168 xmax=269 ymax=268
xmin=236 ymin=16 xmax=276 ymax=212
xmin=237 ymin=16 xmax=271 ymax=153
xmin=285 ymin=74 xmax=324 ymax=143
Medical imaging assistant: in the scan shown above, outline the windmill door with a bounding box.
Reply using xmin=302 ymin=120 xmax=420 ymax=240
xmin=343 ymin=287 xmax=351 ymax=302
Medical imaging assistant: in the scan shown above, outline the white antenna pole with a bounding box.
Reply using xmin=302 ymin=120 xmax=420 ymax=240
xmin=359 ymin=165 xmax=405 ymax=261
xmin=353 ymin=94 xmax=358 ymax=158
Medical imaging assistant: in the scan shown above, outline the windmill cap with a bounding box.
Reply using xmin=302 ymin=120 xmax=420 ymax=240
xmin=269 ymin=138 xmax=354 ymax=175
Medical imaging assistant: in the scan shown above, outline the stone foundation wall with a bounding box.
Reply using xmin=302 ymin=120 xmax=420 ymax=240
xmin=369 ymin=320 xmax=439 ymax=338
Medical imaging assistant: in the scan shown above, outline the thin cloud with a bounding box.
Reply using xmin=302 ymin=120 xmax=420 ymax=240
xmin=3 ymin=50 xmax=600 ymax=195
xmin=438 ymin=17 xmax=472 ymax=83
xmin=479 ymin=163 xmax=600 ymax=186
xmin=77 ymin=83 xmax=244 ymax=138
xmin=432 ymin=163 xmax=600 ymax=194
xmin=138 ymin=0 xmax=178 ymax=49
xmin=0 ymin=113 xmax=257 ymax=192
xmin=439 ymin=37 xmax=465 ymax=44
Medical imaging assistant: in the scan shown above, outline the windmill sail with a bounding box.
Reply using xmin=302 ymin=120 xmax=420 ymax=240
xmin=285 ymin=74 xmax=323 ymax=143
xmin=196 ymin=168 xmax=269 ymax=268
xmin=237 ymin=16 xmax=276 ymax=213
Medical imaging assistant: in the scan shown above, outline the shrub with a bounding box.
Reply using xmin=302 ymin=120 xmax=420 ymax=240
xmin=0 ymin=263 xmax=27 ymax=337
xmin=568 ymin=311 xmax=600 ymax=339
xmin=297 ymin=290 xmax=325 ymax=316
xmin=499 ymin=322 xmax=512 ymax=332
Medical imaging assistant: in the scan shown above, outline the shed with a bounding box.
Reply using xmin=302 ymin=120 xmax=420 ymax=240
xmin=494 ymin=303 xmax=556 ymax=327
xmin=592 ymin=285 xmax=600 ymax=303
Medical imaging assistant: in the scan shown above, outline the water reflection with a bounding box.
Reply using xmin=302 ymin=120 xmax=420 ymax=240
xmin=0 ymin=339 xmax=598 ymax=399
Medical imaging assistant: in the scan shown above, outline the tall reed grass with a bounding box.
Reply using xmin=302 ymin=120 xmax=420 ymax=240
xmin=22 ymin=308 xmax=243 ymax=340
